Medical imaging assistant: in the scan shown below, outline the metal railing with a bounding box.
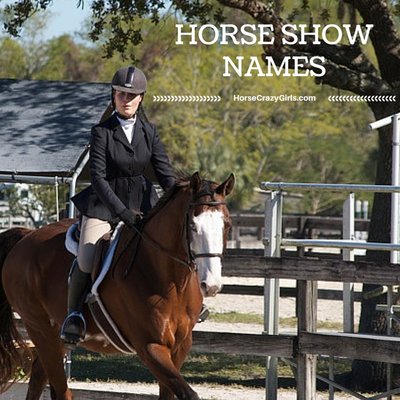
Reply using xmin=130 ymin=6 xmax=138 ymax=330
xmin=259 ymin=182 xmax=400 ymax=400
xmin=259 ymin=112 xmax=400 ymax=400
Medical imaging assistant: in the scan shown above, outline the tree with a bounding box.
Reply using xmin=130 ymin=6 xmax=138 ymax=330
xmin=0 ymin=37 xmax=25 ymax=77
xmin=146 ymin=34 xmax=375 ymax=211
xmin=3 ymin=184 xmax=68 ymax=228
xmin=2 ymin=0 xmax=400 ymax=388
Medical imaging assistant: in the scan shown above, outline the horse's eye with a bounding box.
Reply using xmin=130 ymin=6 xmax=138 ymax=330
xmin=190 ymin=223 xmax=198 ymax=233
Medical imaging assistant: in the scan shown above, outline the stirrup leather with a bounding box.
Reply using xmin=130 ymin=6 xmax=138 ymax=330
xmin=60 ymin=311 xmax=87 ymax=345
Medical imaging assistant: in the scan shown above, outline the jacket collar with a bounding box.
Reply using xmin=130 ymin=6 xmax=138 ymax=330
xmin=111 ymin=113 xmax=144 ymax=152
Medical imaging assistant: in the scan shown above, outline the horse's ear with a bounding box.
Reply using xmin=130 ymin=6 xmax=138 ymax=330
xmin=216 ymin=173 xmax=235 ymax=196
xmin=190 ymin=171 xmax=202 ymax=194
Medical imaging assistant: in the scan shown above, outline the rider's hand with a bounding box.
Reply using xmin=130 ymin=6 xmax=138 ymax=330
xmin=119 ymin=209 xmax=143 ymax=228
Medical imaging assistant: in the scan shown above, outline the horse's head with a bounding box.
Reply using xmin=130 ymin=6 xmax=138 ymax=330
xmin=188 ymin=172 xmax=235 ymax=297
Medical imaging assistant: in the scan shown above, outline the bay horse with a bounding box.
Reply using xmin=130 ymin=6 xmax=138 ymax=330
xmin=0 ymin=172 xmax=234 ymax=400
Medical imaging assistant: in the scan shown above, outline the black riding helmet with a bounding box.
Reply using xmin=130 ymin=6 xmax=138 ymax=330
xmin=111 ymin=66 xmax=147 ymax=109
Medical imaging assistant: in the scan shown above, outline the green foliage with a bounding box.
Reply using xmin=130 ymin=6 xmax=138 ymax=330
xmin=145 ymin=35 xmax=375 ymax=211
xmin=0 ymin=37 xmax=25 ymax=78
xmin=2 ymin=184 xmax=69 ymax=227
xmin=0 ymin=13 xmax=377 ymax=213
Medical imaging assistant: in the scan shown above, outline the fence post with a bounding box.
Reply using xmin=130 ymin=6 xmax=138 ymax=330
xmin=264 ymin=191 xmax=282 ymax=400
xmin=343 ymin=194 xmax=355 ymax=333
xmin=297 ymin=280 xmax=317 ymax=400
xmin=232 ymin=211 xmax=241 ymax=249
xmin=391 ymin=114 xmax=400 ymax=264
xmin=369 ymin=113 xmax=400 ymax=400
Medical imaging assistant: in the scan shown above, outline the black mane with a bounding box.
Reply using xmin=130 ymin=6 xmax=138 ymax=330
xmin=143 ymin=172 xmax=221 ymax=223
xmin=143 ymin=173 xmax=191 ymax=221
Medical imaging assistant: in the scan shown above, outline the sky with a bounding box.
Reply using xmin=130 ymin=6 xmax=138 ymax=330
xmin=37 ymin=0 xmax=92 ymax=41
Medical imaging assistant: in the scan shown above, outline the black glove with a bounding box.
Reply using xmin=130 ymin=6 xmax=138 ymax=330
xmin=119 ymin=209 xmax=143 ymax=228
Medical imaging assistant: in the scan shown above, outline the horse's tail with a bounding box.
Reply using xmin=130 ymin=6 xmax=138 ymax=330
xmin=0 ymin=227 xmax=32 ymax=392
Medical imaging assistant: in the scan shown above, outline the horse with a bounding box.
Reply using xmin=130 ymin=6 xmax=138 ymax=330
xmin=0 ymin=171 xmax=234 ymax=400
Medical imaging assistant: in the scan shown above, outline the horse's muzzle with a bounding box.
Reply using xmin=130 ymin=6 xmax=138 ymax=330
xmin=201 ymin=282 xmax=222 ymax=297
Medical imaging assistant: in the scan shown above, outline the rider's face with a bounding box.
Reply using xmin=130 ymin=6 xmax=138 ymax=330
xmin=114 ymin=90 xmax=143 ymax=118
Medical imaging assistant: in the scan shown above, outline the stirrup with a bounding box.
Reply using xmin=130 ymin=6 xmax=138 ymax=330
xmin=60 ymin=311 xmax=86 ymax=348
xmin=198 ymin=304 xmax=210 ymax=323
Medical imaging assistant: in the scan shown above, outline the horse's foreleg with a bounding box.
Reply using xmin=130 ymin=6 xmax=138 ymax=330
xmin=24 ymin=323 xmax=73 ymax=400
xmin=140 ymin=343 xmax=200 ymax=400
xmin=160 ymin=335 xmax=197 ymax=400
xmin=158 ymin=383 xmax=176 ymax=400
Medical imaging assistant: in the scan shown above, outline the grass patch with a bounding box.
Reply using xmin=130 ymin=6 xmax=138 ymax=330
xmin=69 ymin=314 xmax=353 ymax=386
xmin=209 ymin=312 xmax=263 ymax=324
xmin=209 ymin=312 xmax=347 ymax=331
xmin=280 ymin=317 xmax=345 ymax=331
xmin=70 ymin=349 xmax=352 ymax=388
xmin=71 ymin=350 xmax=269 ymax=387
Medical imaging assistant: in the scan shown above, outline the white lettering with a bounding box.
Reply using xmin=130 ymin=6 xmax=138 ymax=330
xmin=244 ymin=57 xmax=266 ymax=77
xmin=257 ymin=24 xmax=275 ymax=45
xmin=298 ymin=24 xmax=321 ymax=45
xmin=198 ymin=24 xmax=219 ymax=45
xmin=281 ymin=24 xmax=298 ymax=45
xmin=176 ymin=23 xmax=373 ymax=47
xmin=322 ymin=24 xmax=343 ymax=45
xmin=292 ymin=56 xmax=310 ymax=76
xmin=344 ymin=23 xmax=373 ymax=45
xmin=220 ymin=24 xmax=240 ymax=45
xmin=223 ymin=56 xmax=244 ymax=77
xmin=175 ymin=24 xmax=198 ymax=45
xmin=309 ymin=56 xmax=326 ymax=77
xmin=264 ymin=56 xmax=291 ymax=77
xmin=240 ymin=24 xmax=258 ymax=45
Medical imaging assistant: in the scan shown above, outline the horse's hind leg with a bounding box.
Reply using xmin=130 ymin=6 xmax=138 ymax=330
xmin=26 ymin=355 xmax=61 ymax=400
xmin=26 ymin=354 xmax=48 ymax=400
xmin=24 ymin=323 xmax=72 ymax=400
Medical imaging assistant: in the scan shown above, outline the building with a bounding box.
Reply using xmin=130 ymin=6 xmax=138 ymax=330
xmin=0 ymin=78 xmax=110 ymax=224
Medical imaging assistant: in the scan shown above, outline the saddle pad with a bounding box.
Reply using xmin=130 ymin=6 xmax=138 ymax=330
xmin=65 ymin=222 xmax=79 ymax=256
xmin=91 ymin=221 xmax=124 ymax=296
xmin=65 ymin=221 xmax=134 ymax=353
xmin=64 ymin=221 xmax=124 ymax=286
xmin=87 ymin=222 xmax=136 ymax=353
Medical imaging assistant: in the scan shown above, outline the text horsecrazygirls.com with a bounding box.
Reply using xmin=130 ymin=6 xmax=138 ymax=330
xmin=175 ymin=24 xmax=373 ymax=77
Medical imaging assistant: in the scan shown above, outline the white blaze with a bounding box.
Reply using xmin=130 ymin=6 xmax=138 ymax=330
xmin=191 ymin=210 xmax=224 ymax=296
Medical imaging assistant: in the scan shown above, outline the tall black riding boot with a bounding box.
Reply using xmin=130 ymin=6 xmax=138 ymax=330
xmin=60 ymin=260 xmax=91 ymax=348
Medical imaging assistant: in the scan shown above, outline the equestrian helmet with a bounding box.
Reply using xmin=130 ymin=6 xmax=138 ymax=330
xmin=111 ymin=66 xmax=147 ymax=94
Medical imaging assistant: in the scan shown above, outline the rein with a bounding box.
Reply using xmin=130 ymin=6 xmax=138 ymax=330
xmin=122 ymin=192 xmax=226 ymax=277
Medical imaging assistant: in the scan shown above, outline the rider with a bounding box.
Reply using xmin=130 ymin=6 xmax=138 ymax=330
xmin=60 ymin=66 xmax=176 ymax=346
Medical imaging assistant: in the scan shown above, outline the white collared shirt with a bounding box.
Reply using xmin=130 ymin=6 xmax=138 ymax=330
xmin=116 ymin=114 xmax=136 ymax=144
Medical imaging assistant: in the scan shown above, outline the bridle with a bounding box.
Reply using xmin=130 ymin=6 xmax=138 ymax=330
xmin=124 ymin=188 xmax=227 ymax=273
xmin=187 ymin=189 xmax=227 ymax=264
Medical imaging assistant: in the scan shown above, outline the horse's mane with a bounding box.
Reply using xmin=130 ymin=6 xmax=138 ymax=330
xmin=143 ymin=173 xmax=191 ymax=222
